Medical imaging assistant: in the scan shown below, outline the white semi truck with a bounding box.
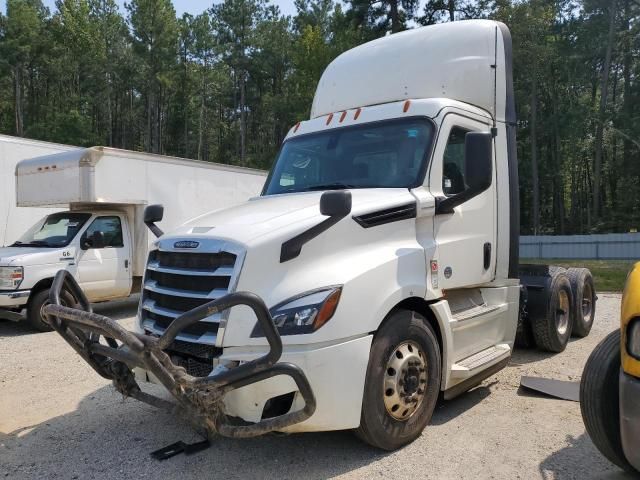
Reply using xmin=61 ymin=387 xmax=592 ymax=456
xmin=43 ymin=20 xmax=596 ymax=450
xmin=0 ymin=147 xmax=266 ymax=330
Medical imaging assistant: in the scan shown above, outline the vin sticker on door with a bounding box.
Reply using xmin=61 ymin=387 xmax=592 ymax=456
xmin=430 ymin=260 xmax=438 ymax=289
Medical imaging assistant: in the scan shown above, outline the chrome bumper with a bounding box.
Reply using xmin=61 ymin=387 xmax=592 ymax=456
xmin=0 ymin=289 xmax=30 ymax=307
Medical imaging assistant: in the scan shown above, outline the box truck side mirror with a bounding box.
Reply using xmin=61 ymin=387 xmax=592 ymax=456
xmin=144 ymin=204 xmax=164 ymax=238
xmin=436 ymin=131 xmax=493 ymax=215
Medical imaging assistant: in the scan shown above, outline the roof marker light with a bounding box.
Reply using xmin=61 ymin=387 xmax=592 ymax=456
xmin=354 ymin=108 xmax=362 ymax=120
xmin=293 ymin=122 xmax=301 ymax=133
xmin=326 ymin=113 xmax=334 ymax=125
xmin=403 ymin=100 xmax=411 ymax=113
xmin=339 ymin=111 xmax=347 ymax=123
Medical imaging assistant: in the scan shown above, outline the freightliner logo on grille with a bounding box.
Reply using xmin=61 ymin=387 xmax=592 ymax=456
xmin=174 ymin=241 xmax=200 ymax=249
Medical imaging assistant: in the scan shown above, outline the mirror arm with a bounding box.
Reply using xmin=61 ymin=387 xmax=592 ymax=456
xmin=435 ymin=183 xmax=490 ymax=215
xmin=145 ymin=221 xmax=164 ymax=239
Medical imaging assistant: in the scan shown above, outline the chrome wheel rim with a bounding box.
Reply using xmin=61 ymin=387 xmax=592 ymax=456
xmin=582 ymin=283 xmax=594 ymax=324
xmin=383 ymin=341 xmax=428 ymax=421
xmin=556 ymin=290 xmax=570 ymax=335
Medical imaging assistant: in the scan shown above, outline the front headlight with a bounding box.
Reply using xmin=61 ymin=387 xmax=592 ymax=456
xmin=0 ymin=266 xmax=24 ymax=289
xmin=252 ymin=287 xmax=342 ymax=337
xmin=627 ymin=318 xmax=640 ymax=360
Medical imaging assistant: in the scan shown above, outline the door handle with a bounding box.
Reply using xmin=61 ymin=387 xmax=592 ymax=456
xmin=124 ymin=259 xmax=129 ymax=269
xmin=483 ymin=243 xmax=492 ymax=270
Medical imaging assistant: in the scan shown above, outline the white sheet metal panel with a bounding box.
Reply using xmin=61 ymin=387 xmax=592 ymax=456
xmin=0 ymin=135 xmax=77 ymax=246
xmin=16 ymin=146 xmax=267 ymax=257
xmin=311 ymin=20 xmax=508 ymax=121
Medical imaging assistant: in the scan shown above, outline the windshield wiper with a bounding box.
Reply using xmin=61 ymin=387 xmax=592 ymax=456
xmin=303 ymin=183 xmax=357 ymax=191
xmin=10 ymin=240 xmax=52 ymax=247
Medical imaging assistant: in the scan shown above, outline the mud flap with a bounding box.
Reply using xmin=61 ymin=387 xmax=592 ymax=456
xmin=43 ymin=270 xmax=316 ymax=438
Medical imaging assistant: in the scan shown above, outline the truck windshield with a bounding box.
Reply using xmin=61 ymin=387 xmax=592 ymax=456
xmin=11 ymin=212 xmax=91 ymax=248
xmin=263 ymin=118 xmax=434 ymax=195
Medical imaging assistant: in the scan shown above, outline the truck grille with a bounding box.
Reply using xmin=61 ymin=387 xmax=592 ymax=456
xmin=165 ymin=339 xmax=222 ymax=377
xmin=140 ymin=244 xmax=243 ymax=345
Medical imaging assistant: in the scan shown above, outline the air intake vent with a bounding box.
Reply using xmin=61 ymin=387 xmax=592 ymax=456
xmin=353 ymin=202 xmax=417 ymax=228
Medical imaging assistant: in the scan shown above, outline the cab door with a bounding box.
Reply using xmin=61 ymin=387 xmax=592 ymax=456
xmin=76 ymin=214 xmax=132 ymax=300
xmin=429 ymin=114 xmax=496 ymax=289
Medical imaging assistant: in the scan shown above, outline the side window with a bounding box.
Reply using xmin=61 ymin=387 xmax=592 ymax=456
xmin=84 ymin=216 xmax=124 ymax=248
xmin=442 ymin=127 xmax=469 ymax=196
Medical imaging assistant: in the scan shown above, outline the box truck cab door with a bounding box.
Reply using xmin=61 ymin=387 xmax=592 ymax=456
xmin=76 ymin=214 xmax=131 ymax=300
xmin=430 ymin=114 xmax=496 ymax=289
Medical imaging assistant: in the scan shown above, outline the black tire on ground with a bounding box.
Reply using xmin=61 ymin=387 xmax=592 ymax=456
xmin=580 ymin=330 xmax=632 ymax=472
xmin=531 ymin=272 xmax=574 ymax=352
xmin=567 ymin=267 xmax=596 ymax=338
xmin=547 ymin=265 xmax=567 ymax=276
xmin=26 ymin=287 xmax=76 ymax=332
xmin=355 ymin=309 xmax=441 ymax=451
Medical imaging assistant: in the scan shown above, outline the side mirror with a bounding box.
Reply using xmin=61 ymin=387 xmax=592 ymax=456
xmin=320 ymin=190 xmax=352 ymax=218
xmin=82 ymin=231 xmax=105 ymax=250
xmin=144 ymin=204 xmax=164 ymax=238
xmin=436 ymin=132 xmax=493 ymax=215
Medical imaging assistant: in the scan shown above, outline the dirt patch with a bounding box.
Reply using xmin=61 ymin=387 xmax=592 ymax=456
xmin=0 ymin=294 xmax=634 ymax=479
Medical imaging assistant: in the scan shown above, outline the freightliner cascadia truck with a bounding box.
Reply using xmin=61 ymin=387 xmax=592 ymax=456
xmin=42 ymin=20 xmax=596 ymax=450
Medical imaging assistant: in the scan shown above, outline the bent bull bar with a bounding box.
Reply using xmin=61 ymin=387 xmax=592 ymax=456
xmin=42 ymin=270 xmax=316 ymax=438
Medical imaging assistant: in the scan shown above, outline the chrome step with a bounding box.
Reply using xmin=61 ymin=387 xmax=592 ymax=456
xmin=450 ymin=344 xmax=511 ymax=379
xmin=451 ymin=303 xmax=505 ymax=322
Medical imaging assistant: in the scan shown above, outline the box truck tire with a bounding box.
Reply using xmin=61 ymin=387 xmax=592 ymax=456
xmin=580 ymin=330 xmax=632 ymax=472
xmin=531 ymin=272 xmax=574 ymax=353
xmin=355 ymin=309 xmax=441 ymax=450
xmin=27 ymin=288 xmax=75 ymax=332
xmin=567 ymin=267 xmax=596 ymax=338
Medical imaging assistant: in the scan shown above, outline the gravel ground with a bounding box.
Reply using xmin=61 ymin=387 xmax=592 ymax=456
xmin=0 ymin=293 xmax=636 ymax=480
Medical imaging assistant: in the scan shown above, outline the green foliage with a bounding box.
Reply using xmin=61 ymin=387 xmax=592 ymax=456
xmin=0 ymin=0 xmax=638 ymax=234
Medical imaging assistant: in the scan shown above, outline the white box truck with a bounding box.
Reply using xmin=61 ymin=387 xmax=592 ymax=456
xmin=43 ymin=20 xmax=596 ymax=451
xmin=0 ymin=134 xmax=78 ymax=246
xmin=0 ymin=147 xmax=266 ymax=330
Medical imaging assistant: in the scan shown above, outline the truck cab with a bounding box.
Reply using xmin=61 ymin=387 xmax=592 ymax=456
xmin=41 ymin=20 xmax=591 ymax=450
xmin=0 ymin=209 xmax=133 ymax=330
xmin=132 ymin=20 xmax=520 ymax=448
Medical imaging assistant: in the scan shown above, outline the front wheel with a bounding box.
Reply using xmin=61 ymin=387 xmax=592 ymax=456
xmin=355 ymin=309 xmax=441 ymax=450
xmin=27 ymin=287 xmax=76 ymax=332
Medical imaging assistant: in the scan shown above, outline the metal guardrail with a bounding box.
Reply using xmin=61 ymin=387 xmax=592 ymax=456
xmin=520 ymin=233 xmax=640 ymax=260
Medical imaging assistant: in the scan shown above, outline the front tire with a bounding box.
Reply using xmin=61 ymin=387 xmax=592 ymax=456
xmin=355 ymin=309 xmax=441 ymax=450
xmin=580 ymin=330 xmax=632 ymax=472
xmin=27 ymin=287 xmax=75 ymax=332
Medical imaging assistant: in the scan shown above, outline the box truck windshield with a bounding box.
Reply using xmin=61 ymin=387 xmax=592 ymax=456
xmin=263 ymin=118 xmax=434 ymax=195
xmin=11 ymin=212 xmax=90 ymax=248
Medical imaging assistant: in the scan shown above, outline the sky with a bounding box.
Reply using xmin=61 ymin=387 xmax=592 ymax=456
xmin=1 ymin=0 xmax=299 ymax=18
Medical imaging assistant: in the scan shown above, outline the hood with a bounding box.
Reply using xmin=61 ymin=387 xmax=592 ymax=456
xmin=0 ymin=246 xmax=70 ymax=266
xmin=162 ymin=189 xmax=415 ymax=247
